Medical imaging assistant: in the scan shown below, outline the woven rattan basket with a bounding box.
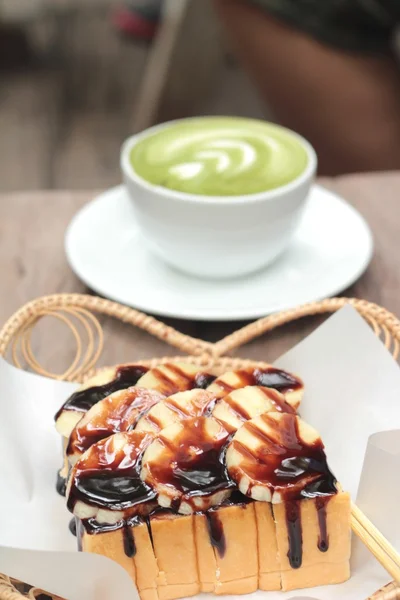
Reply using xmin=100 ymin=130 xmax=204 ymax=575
xmin=1 ymin=293 xmax=400 ymax=600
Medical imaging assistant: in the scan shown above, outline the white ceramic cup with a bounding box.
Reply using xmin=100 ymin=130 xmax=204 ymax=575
xmin=121 ymin=120 xmax=317 ymax=279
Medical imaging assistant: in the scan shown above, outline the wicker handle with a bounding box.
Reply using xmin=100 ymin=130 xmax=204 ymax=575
xmin=1 ymin=294 xmax=400 ymax=382
xmin=368 ymin=582 xmax=400 ymax=599
xmin=0 ymin=294 xmax=215 ymax=381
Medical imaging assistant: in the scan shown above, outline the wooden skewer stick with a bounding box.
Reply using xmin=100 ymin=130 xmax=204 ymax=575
xmin=352 ymin=503 xmax=400 ymax=584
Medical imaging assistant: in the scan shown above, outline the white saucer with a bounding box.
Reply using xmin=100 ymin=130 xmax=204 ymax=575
xmin=65 ymin=185 xmax=373 ymax=321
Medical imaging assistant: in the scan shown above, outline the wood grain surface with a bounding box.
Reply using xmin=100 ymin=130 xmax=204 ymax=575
xmin=0 ymin=172 xmax=398 ymax=375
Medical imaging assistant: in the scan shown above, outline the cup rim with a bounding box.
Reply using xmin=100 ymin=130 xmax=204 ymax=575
xmin=120 ymin=116 xmax=317 ymax=204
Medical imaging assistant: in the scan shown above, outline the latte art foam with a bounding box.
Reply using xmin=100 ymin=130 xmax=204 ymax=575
xmin=130 ymin=117 xmax=308 ymax=196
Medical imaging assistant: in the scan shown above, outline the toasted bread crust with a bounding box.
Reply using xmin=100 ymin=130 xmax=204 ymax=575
xmin=77 ymin=493 xmax=351 ymax=599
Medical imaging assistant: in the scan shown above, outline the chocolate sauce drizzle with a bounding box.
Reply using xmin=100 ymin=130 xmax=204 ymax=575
xmin=69 ymin=517 xmax=77 ymax=537
xmin=285 ymin=500 xmax=303 ymax=569
xmin=202 ymin=492 xmax=252 ymax=557
xmin=67 ymin=388 xmax=165 ymax=458
xmin=222 ymin=490 xmax=253 ymax=506
xmin=55 ymin=365 xmax=149 ymax=418
xmin=76 ymin=515 xmax=143 ymax=558
xmin=81 ymin=517 xmax=125 ymax=534
xmin=163 ymin=390 xmax=216 ymax=420
xmin=147 ymin=364 xmax=216 ymax=396
xmin=205 ymin=510 xmax=226 ymax=558
xmin=123 ymin=523 xmax=136 ymax=557
xmin=284 ymin=495 xmax=330 ymax=567
xmin=70 ymin=470 xmax=154 ymax=511
xmin=258 ymin=387 xmax=296 ymax=414
xmin=316 ymin=496 xmax=329 ymax=552
xmin=212 ymin=367 xmax=302 ymax=396
xmin=252 ymin=368 xmax=302 ymax=393
xmin=280 ymin=452 xmax=335 ymax=567
xmin=145 ymin=418 xmax=235 ymax=512
xmin=56 ymin=469 xmax=67 ymax=497
xmin=194 ymin=373 xmax=217 ymax=389
xmin=219 ymin=386 xmax=295 ymax=426
xmin=67 ymin=432 xmax=156 ymax=512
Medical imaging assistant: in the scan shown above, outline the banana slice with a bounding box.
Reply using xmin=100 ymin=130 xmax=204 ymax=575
xmin=55 ymin=364 xmax=149 ymax=438
xmin=67 ymin=387 xmax=165 ymax=466
xmin=141 ymin=417 xmax=233 ymax=514
xmin=226 ymin=412 xmax=336 ymax=503
xmin=55 ymin=362 xmax=214 ymax=438
xmin=67 ymin=430 xmax=156 ymax=524
xmin=137 ymin=362 xmax=216 ymax=396
xmin=212 ymin=385 xmax=295 ymax=431
xmin=207 ymin=366 xmax=303 ymax=409
xmin=135 ymin=389 xmax=216 ymax=433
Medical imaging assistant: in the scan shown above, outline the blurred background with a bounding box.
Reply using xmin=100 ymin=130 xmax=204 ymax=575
xmin=0 ymin=0 xmax=265 ymax=192
xmin=2 ymin=0 xmax=400 ymax=192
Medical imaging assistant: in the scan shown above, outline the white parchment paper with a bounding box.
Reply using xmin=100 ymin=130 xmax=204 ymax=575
xmin=1 ymin=305 xmax=400 ymax=599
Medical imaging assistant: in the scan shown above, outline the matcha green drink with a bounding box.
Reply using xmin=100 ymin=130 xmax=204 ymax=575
xmin=129 ymin=117 xmax=308 ymax=196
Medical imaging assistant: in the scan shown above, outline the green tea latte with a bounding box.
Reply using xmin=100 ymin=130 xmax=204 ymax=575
xmin=129 ymin=117 xmax=308 ymax=196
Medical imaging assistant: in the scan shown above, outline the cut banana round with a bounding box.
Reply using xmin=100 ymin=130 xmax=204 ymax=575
xmin=67 ymin=387 xmax=165 ymax=466
xmin=207 ymin=366 xmax=303 ymax=409
xmin=226 ymin=412 xmax=336 ymax=503
xmin=135 ymin=389 xmax=216 ymax=434
xmin=137 ymin=362 xmax=216 ymax=396
xmin=141 ymin=417 xmax=233 ymax=514
xmin=67 ymin=430 xmax=156 ymax=524
xmin=212 ymin=385 xmax=295 ymax=432
xmin=55 ymin=364 xmax=149 ymax=438
xmin=56 ymin=362 xmax=215 ymax=439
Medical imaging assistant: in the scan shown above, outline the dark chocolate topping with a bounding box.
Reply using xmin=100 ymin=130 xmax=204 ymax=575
xmin=253 ymin=367 xmax=302 ymax=393
xmin=258 ymin=387 xmax=296 ymax=414
xmin=230 ymin=413 xmax=336 ymax=500
xmin=76 ymin=514 xmax=144 ymax=557
xmin=195 ymin=372 xmax=217 ymax=389
xmin=148 ymin=364 xmax=216 ymax=396
xmin=137 ymin=390 xmax=218 ymax=435
xmin=123 ymin=523 xmax=136 ymax=557
xmin=81 ymin=517 xmax=124 ymax=534
xmin=56 ymin=469 xmax=67 ymax=497
xmin=216 ymin=386 xmax=295 ymax=427
xmin=206 ymin=510 xmax=226 ymax=558
xmin=164 ymin=390 xmax=216 ymax=420
xmin=144 ymin=418 xmax=235 ymax=508
xmin=222 ymin=490 xmax=253 ymax=506
xmin=285 ymin=500 xmax=303 ymax=569
xmin=211 ymin=367 xmax=302 ymax=396
xmin=55 ymin=365 xmax=149 ymax=419
xmin=67 ymin=431 xmax=156 ymax=512
xmin=67 ymin=387 xmax=165 ymax=457
xmin=69 ymin=517 xmax=77 ymax=537
xmin=284 ymin=495 xmax=332 ymax=568
xmin=316 ymin=496 xmax=330 ymax=552
xmin=219 ymin=394 xmax=251 ymax=422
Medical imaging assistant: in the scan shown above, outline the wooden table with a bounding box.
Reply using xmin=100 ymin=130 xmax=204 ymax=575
xmin=0 ymin=172 xmax=398 ymax=375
